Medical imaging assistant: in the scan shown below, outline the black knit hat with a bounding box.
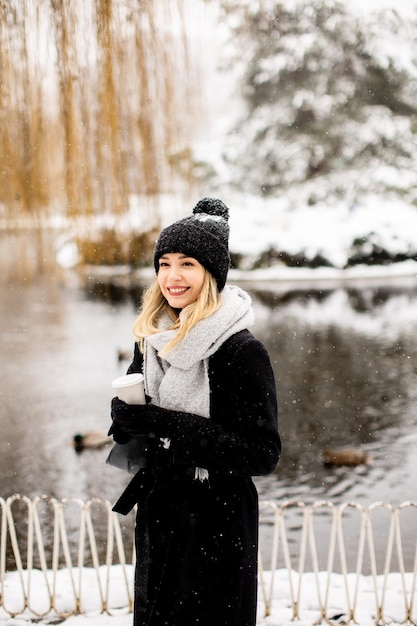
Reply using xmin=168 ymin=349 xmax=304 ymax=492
xmin=153 ymin=197 xmax=230 ymax=291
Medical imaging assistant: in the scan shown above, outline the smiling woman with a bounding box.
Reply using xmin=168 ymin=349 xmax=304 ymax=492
xmin=108 ymin=197 xmax=281 ymax=626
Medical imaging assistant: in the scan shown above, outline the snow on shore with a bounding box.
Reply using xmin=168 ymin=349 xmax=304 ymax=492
xmin=1 ymin=566 xmax=414 ymax=625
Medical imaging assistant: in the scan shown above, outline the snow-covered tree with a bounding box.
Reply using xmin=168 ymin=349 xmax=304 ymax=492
xmin=219 ymin=0 xmax=417 ymax=206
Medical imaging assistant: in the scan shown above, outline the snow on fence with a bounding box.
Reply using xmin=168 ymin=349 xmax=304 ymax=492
xmin=1 ymin=495 xmax=417 ymax=623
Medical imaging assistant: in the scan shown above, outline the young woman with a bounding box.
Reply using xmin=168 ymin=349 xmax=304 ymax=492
xmin=109 ymin=197 xmax=281 ymax=626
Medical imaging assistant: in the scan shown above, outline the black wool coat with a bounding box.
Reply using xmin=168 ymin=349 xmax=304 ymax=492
xmin=111 ymin=329 xmax=281 ymax=626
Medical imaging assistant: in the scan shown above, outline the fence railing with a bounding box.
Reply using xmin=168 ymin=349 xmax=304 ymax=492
xmin=1 ymin=495 xmax=417 ymax=623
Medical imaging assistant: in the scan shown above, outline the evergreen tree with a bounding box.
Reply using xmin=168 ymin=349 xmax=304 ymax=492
xmin=220 ymin=0 xmax=417 ymax=204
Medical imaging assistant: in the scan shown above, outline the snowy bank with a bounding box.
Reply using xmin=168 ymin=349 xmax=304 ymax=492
xmin=1 ymin=567 xmax=416 ymax=625
xmin=57 ymin=192 xmax=417 ymax=286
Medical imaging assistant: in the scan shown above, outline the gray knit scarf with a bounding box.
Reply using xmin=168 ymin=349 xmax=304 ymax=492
xmin=143 ymin=285 xmax=254 ymax=479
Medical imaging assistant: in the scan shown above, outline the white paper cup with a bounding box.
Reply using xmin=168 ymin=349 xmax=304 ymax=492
xmin=112 ymin=373 xmax=145 ymax=405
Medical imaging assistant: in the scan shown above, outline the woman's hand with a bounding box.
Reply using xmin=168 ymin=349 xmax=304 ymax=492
xmin=107 ymin=419 xmax=132 ymax=444
xmin=110 ymin=396 xmax=173 ymax=438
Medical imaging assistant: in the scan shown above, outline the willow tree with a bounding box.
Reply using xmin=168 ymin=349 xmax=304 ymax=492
xmin=0 ymin=0 xmax=196 ymax=220
xmin=0 ymin=2 xmax=52 ymax=217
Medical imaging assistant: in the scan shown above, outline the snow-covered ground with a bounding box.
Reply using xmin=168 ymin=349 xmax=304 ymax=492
xmin=1 ymin=566 xmax=414 ymax=625
xmin=227 ymin=192 xmax=417 ymax=273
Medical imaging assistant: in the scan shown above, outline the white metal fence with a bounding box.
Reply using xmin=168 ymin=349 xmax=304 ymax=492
xmin=1 ymin=495 xmax=417 ymax=623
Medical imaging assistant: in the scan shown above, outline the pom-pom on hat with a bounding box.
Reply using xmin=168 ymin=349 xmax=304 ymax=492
xmin=153 ymin=197 xmax=230 ymax=291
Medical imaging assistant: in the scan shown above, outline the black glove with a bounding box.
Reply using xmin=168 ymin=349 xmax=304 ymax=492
xmin=111 ymin=396 xmax=176 ymax=439
xmin=107 ymin=420 xmax=132 ymax=444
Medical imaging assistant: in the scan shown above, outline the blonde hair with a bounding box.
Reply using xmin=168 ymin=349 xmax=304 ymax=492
xmin=133 ymin=270 xmax=221 ymax=355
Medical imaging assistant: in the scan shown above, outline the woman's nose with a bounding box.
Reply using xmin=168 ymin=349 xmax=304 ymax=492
xmin=168 ymin=265 xmax=182 ymax=280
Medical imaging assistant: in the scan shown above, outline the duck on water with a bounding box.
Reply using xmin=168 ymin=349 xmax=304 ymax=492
xmin=323 ymin=448 xmax=372 ymax=467
xmin=73 ymin=432 xmax=113 ymax=452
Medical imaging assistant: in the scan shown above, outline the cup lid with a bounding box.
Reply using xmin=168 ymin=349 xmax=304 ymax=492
xmin=112 ymin=373 xmax=144 ymax=388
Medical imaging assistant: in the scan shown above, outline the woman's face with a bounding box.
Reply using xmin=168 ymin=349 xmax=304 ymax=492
xmin=157 ymin=253 xmax=205 ymax=308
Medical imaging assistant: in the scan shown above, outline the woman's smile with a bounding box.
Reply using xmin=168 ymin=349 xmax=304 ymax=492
xmin=167 ymin=286 xmax=189 ymax=295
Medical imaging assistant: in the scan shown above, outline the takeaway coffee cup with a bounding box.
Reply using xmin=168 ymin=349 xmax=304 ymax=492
xmin=112 ymin=373 xmax=146 ymax=405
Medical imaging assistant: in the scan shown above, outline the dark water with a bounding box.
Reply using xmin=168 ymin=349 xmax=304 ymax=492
xmin=2 ymin=273 xmax=417 ymax=569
